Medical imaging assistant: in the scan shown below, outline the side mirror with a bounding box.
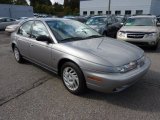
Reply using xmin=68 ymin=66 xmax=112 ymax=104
xmin=36 ymin=35 xmax=52 ymax=43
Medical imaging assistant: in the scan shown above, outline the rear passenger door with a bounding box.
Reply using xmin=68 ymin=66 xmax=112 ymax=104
xmin=17 ymin=21 xmax=34 ymax=57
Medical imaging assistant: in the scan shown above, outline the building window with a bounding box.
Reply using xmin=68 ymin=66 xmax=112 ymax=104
xmin=98 ymin=11 xmax=103 ymax=15
xmin=90 ymin=11 xmax=95 ymax=15
xmin=106 ymin=11 xmax=111 ymax=15
xmin=125 ymin=10 xmax=131 ymax=15
xmin=83 ymin=11 xmax=87 ymax=15
xmin=136 ymin=10 xmax=143 ymax=15
xmin=115 ymin=11 xmax=121 ymax=15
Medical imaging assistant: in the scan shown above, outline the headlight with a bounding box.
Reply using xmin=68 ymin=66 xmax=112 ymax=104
xmin=137 ymin=55 xmax=146 ymax=67
xmin=117 ymin=31 xmax=126 ymax=38
xmin=106 ymin=67 xmax=118 ymax=73
xmin=145 ymin=32 xmax=158 ymax=38
xmin=116 ymin=55 xmax=146 ymax=73
xmin=117 ymin=61 xmax=137 ymax=73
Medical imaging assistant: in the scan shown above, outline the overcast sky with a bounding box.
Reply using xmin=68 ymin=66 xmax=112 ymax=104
xmin=51 ymin=0 xmax=64 ymax=4
xmin=26 ymin=0 xmax=64 ymax=5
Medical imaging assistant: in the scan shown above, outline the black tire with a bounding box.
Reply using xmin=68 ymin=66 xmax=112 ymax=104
xmin=102 ymin=31 xmax=107 ymax=36
xmin=61 ymin=62 xmax=87 ymax=95
xmin=13 ymin=46 xmax=24 ymax=63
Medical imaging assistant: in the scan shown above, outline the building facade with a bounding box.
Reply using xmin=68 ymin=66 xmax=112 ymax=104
xmin=80 ymin=0 xmax=160 ymax=16
xmin=0 ymin=4 xmax=33 ymax=19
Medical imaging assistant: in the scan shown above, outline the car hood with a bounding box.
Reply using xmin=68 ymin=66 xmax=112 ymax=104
xmin=120 ymin=26 xmax=157 ymax=33
xmin=57 ymin=37 xmax=144 ymax=67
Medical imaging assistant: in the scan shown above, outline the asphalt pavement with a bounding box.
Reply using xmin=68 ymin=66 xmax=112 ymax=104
xmin=0 ymin=31 xmax=160 ymax=120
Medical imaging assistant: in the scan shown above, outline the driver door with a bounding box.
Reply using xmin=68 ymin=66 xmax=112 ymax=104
xmin=29 ymin=21 xmax=53 ymax=68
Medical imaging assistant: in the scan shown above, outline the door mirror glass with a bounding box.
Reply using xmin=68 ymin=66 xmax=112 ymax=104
xmin=36 ymin=35 xmax=52 ymax=43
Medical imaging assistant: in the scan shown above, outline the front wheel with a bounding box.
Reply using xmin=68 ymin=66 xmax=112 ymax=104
xmin=61 ymin=62 xmax=86 ymax=95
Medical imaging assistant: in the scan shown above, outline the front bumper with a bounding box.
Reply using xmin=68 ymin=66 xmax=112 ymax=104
xmin=83 ymin=57 xmax=151 ymax=93
xmin=117 ymin=36 xmax=159 ymax=46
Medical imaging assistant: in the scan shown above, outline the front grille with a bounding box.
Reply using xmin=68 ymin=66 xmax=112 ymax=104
xmin=127 ymin=41 xmax=149 ymax=46
xmin=127 ymin=33 xmax=145 ymax=39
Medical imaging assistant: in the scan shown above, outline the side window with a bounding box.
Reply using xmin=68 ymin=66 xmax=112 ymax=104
xmin=18 ymin=21 xmax=33 ymax=37
xmin=112 ymin=17 xmax=118 ymax=23
xmin=6 ymin=18 xmax=12 ymax=22
xmin=31 ymin=21 xmax=50 ymax=39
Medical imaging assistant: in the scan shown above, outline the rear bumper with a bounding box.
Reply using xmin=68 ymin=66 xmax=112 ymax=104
xmin=83 ymin=57 xmax=151 ymax=93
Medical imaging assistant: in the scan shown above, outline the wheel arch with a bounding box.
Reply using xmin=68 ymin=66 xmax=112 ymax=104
xmin=57 ymin=58 xmax=81 ymax=76
xmin=11 ymin=42 xmax=16 ymax=51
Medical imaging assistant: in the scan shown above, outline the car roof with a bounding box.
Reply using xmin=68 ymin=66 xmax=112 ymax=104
xmin=23 ymin=18 xmax=76 ymax=22
xmin=90 ymin=16 xmax=108 ymax=19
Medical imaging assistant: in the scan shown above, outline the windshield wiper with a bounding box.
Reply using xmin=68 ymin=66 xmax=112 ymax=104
xmin=85 ymin=35 xmax=103 ymax=39
xmin=61 ymin=37 xmax=84 ymax=42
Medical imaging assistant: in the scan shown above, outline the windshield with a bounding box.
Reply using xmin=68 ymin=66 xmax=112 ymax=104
xmin=125 ymin=17 xmax=155 ymax=26
xmin=46 ymin=20 xmax=102 ymax=42
xmin=86 ymin=17 xmax=107 ymax=25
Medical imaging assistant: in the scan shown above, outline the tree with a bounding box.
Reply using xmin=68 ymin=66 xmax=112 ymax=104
xmin=0 ymin=0 xmax=13 ymax=4
xmin=63 ymin=0 xmax=79 ymax=15
xmin=53 ymin=2 xmax=63 ymax=12
xmin=30 ymin=0 xmax=52 ymax=6
xmin=14 ymin=0 xmax=28 ymax=5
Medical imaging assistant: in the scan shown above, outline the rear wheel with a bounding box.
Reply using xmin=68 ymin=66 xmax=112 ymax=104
xmin=13 ymin=46 xmax=24 ymax=63
xmin=61 ymin=62 xmax=86 ymax=95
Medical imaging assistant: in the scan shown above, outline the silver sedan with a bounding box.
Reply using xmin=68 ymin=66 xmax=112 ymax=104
xmin=11 ymin=18 xmax=151 ymax=95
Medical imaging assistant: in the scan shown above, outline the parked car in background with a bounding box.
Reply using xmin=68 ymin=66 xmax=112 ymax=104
xmin=5 ymin=20 xmax=24 ymax=33
xmin=17 ymin=17 xmax=28 ymax=20
xmin=73 ymin=16 xmax=87 ymax=23
xmin=117 ymin=15 xmax=160 ymax=49
xmin=116 ymin=15 xmax=128 ymax=24
xmin=64 ymin=16 xmax=87 ymax=23
xmin=11 ymin=18 xmax=150 ymax=94
xmin=0 ymin=17 xmax=18 ymax=30
xmin=63 ymin=15 xmax=75 ymax=19
xmin=157 ymin=16 xmax=160 ymax=24
xmin=86 ymin=15 xmax=121 ymax=38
